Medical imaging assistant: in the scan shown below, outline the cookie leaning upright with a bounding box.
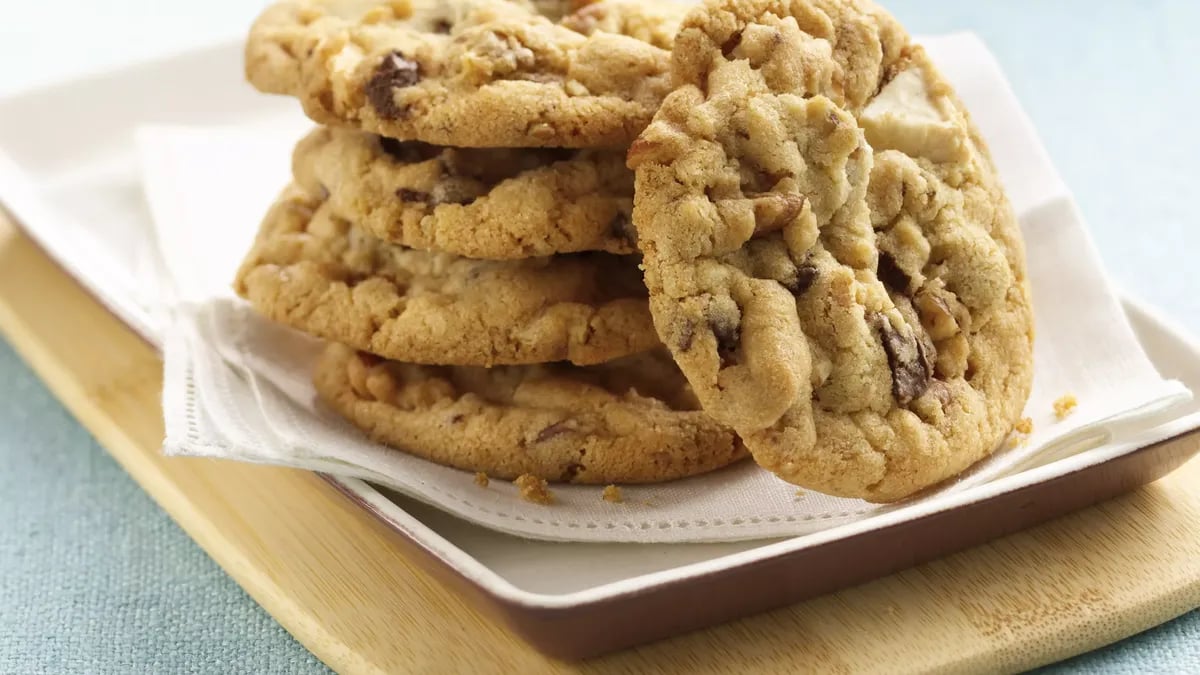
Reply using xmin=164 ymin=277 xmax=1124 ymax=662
xmin=245 ymin=0 xmax=684 ymax=148
xmin=627 ymin=0 xmax=1034 ymax=501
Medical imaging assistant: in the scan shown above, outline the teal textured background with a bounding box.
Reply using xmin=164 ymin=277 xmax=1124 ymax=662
xmin=1 ymin=1 xmax=1198 ymax=672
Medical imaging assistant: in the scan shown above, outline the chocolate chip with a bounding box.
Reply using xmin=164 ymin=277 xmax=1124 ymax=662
xmin=395 ymin=188 xmax=431 ymax=203
xmin=432 ymin=18 xmax=452 ymax=34
xmin=366 ymin=51 xmax=420 ymax=120
xmin=378 ymin=136 xmax=440 ymax=163
xmin=534 ymin=421 xmax=573 ymax=443
xmin=429 ymin=178 xmax=482 ymax=206
xmin=720 ymin=30 xmax=743 ymax=57
xmin=677 ymin=321 xmax=696 ymax=352
xmin=875 ymin=313 xmax=933 ymax=405
xmin=610 ymin=212 xmax=637 ymax=246
xmin=710 ymin=315 xmax=740 ymax=369
xmin=783 ymin=263 xmax=819 ymax=296
xmin=561 ymin=462 xmax=584 ymax=482
xmin=877 ymin=251 xmax=912 ymax=292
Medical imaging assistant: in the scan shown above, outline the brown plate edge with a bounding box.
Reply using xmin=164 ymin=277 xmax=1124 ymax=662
xmin=323 ymin=430 xmax=1200 ymax=661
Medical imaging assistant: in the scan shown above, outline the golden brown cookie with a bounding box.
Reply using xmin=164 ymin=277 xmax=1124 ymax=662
xmin=292 ymin=127 xmax=635 ymax=259
xmin=314 ymin=342 xmax=748 ymax=483
xmin=627 ymin=0 xmax=1034 ymax=501
xmin=234 ymin=186 xmax=658 ymax=366
xmin=245 ymin=0 xmax=684 ymax=147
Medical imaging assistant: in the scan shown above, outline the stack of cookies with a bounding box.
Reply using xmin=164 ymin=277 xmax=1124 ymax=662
xmin=235 ymin=0 xmax=1035 ymax=503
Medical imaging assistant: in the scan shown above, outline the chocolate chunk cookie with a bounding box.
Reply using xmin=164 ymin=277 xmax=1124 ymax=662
xmin=314 ymin=343 xmax=748 ymax=483
xmin=293 ymin=127 xmax=635 ymax=259
xmin=235 ymin=186 xmax=658 ymax=366
xmin=245 ymin=0 xmax=683 ymax=148
xmin=627 ymin=0 xmax=1033 ymax=502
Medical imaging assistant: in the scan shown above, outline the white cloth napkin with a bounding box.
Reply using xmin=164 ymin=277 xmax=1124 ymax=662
xmin=142 ymin=33 xmax=1192 ymax=543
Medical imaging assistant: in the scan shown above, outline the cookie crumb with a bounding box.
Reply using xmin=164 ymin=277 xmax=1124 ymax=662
xmin=514 ymin=474 xmax=554 ymax=505
xmin=795 ymin=489 xmax=806 ymax=498
xmin=602 ymin=485 xmax=623 ymax=503
xmin=1007 ymin=417 xmax=1034 ymax=448
xmin=1053 ymin=395 xmax=1078 ymax=420
xmin=474 ymin=472 xmax=489 ymax=488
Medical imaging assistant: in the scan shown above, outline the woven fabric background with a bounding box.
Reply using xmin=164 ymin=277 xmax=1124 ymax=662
xmin=1 ymin=0 xmax=1198 ymax=671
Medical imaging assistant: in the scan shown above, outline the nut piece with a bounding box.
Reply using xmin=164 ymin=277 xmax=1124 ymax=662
xmin=860 ymin=67 xmax=966 ymax=163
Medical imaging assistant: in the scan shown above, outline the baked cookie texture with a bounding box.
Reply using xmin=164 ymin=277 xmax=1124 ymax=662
xmin=293 ymin=126 xmax=635 ymax=259
xmin=314 ymin=342 xmax=748 ymax=483
xmin=627 ymin=0 xmax=1034 ymax=501
xmin=245 ymin=0 xmax=684 ymax=147
xmin=234 ymin=186 xmax=658 ymax=366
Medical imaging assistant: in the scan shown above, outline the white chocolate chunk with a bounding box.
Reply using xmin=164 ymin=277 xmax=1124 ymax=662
xmin=861 ymin=68 xmax=967 ymax=163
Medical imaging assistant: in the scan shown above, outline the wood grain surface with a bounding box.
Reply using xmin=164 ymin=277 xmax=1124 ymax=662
xmin=1 ymin=211 xmax=1199 ymax=674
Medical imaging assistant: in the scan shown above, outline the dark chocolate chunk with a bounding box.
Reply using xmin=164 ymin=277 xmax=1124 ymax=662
xmin=677 ymin=320 xmax=696 ymax=352
xmin=534 ymin=421 xmax=574 ymax=443
xmin=395 ymin=188 xmax=432 ymax=203
xmin=710 ymin=314 xmax=741 ymax=369
xmin=610 ymin=212 xmax=637 ymax=246
xmin=560 ymin=462 xmax=584 ymax=482
xmin=876 ymin=251 xmax=912 ymax=292
xmin=366 ymin=51 xmax=420 ymax=119
xmin=432 ymin=18 xmax=453 ymax=34
xmin=875 ymin=313 xmax=932 ymax=405
xmin=783 ymin=263 xmax=819 ymax=296
xmin=720 ymin=30 xmax=743 ymax=57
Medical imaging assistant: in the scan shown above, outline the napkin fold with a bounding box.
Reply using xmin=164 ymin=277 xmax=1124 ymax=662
xmin=142 ymin=33 xmax=1192 ymax=543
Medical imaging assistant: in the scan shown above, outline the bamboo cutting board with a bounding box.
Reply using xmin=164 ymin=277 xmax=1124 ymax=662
xmin=2 ymin=212 xmax=1200 ymax=674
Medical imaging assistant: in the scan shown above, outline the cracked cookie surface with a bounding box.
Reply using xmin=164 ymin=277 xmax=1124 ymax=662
xmin=246 ymin=0 xmax=684 ymax=147
xmin=235 ymin=186 xmax=657 ymax=366
xmin=627 ymin=0 xmax=1033 ymax=501
xmin=293 ymin=126 xmax=635 ymax=259
xmin=314 ymin=342 xmax=748 ymax=483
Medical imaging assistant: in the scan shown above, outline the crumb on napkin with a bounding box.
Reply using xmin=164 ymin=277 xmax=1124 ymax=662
xmin=1053 ymin=395 xmax=1078 ymax=420
xmin=1007 ymin=417 xmax=1034 ymax=448
xmin=474 ymin=472 xmax=489 ymax=488
xmin=515 ymin=474 xmax=554 ymax=505
xmin=602 ymin=485 xmax=623 ymax=503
